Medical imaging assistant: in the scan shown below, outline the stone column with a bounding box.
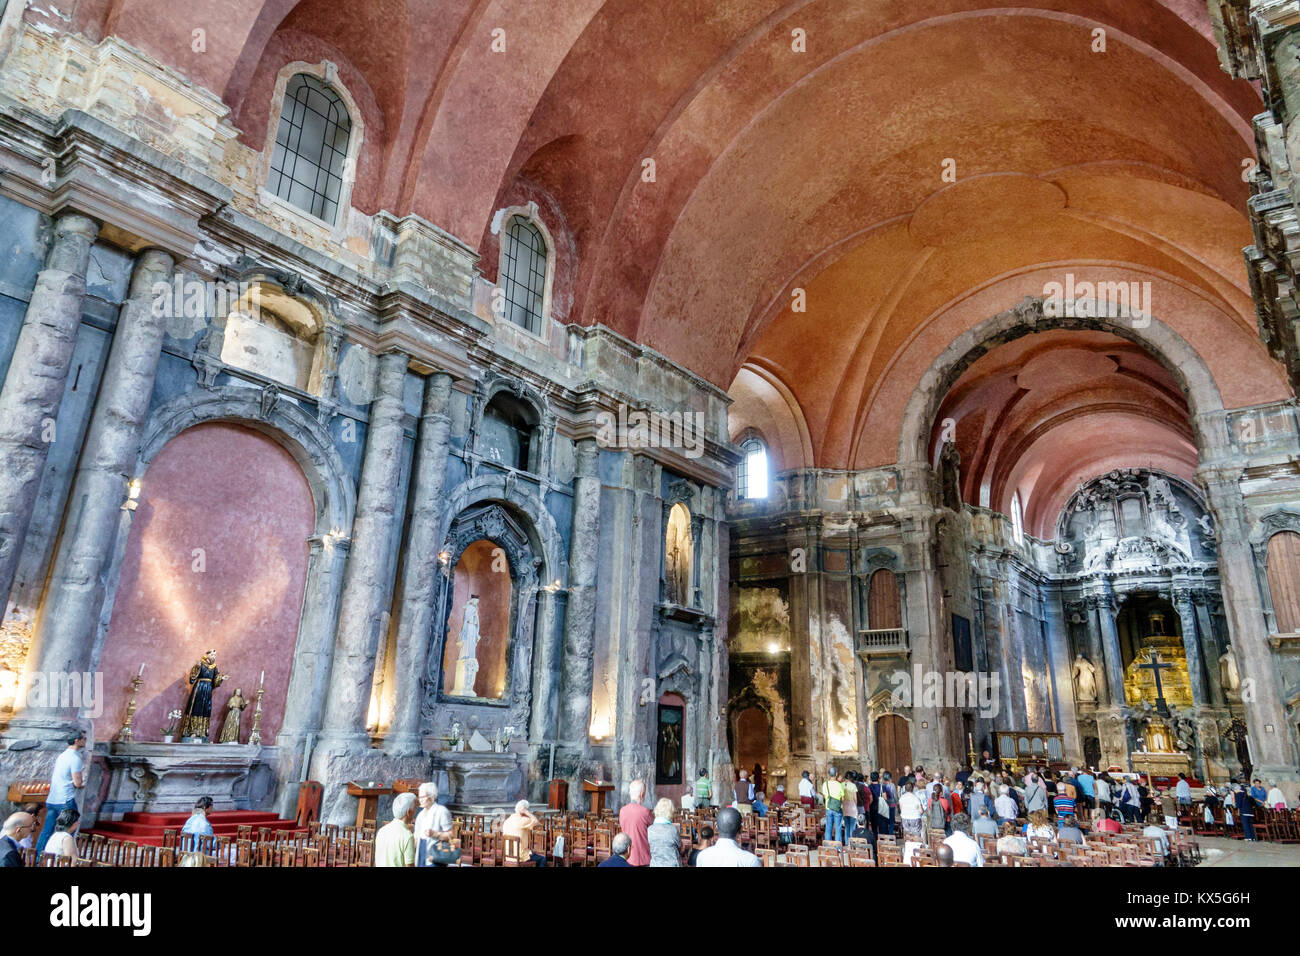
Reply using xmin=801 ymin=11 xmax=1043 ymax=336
xmin=1200 ymin=467 xmax=1298 ymax=790
xmin=900 ymin=510 xmax=952 ymax=766
xmin=1172 ymin=585 xmax=1207 ymax=706
xmin=1041 ymin=593 xmax=1082 ymax=762
xmin=1193 ymin=592 xmax=1226 ymax=708
xmin=317 ymin=351 xmax=410 ymax=749
xmin=0 ymin=212 xmax=99 ymax=610
xmin=1090 ymin=590 xmax=1125 ymax=708
xmin=8 ymin=249 xmax=174 ymax=736
xmin=384 ymin=372 xmax=454 ymax=756
xmin=557 ymin=438 xmax=601 ymax=746
xmin=279 ymin=534 xmax=350 ymax=741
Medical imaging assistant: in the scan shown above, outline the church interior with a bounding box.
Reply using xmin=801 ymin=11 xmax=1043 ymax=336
xmin=1 ymin=0 xmax=1300 ymax=870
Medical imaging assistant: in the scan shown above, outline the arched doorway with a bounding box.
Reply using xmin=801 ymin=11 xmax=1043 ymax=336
xmin=733 ymin=706 xmax=770 ymax=783
xmin=875 ymin=714 xmax=912 ymax=778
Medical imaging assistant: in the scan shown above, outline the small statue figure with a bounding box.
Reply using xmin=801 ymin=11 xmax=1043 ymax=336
xmin=1219 ymin=648 xmax=1241 ymax=695
xmin=1073 ymin=654 xmax=1098 ymax=702
xmin=450 ymin=597 xmax=481 ymax=696
xmin=180 ymin=649 xmax=225 ymax=740
xmin=218 ymin=688 xmax=247 ymax=744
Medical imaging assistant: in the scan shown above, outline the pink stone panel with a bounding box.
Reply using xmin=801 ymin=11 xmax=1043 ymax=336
xmin=100 ymin=423 xmax=314 ymax=742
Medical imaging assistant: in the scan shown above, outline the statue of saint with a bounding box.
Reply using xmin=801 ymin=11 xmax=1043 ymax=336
xmin=1219 ymin=648 xmax=1241 ymax=694
xmin=218 ymin=688 xmax=247 ymax=744
xmin=450 ymin=597 xmax=481 ymax=696
xmin=1073 ymin=654 xmax=1098 ymax=702
xmin=180 ymin=649 xmax=225 ymax=740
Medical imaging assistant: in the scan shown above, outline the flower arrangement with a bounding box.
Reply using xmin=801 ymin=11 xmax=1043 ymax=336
xmin=162 ymin=709 xmax=182 ymax=738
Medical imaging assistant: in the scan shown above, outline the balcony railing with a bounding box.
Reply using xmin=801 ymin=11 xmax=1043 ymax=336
xmin=857 ymin=628 xmax=908 ymax=654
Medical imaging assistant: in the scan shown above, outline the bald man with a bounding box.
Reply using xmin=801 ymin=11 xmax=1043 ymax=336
xmin=2 ymin=812 xmax=35 ymax=867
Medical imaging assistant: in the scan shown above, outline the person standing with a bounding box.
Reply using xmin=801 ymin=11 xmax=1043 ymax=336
xmin=619 ymin=779 xmax=654 ymax=866
xmin=35 ymin=731 xmax=85 ymax=854
xmin=898 ymin=779 xmax=924 ymax=841
xmin=648 ymin=798 xmax=682 ymax=867
xmin=1024 ymin=771 xmax=1048 ymax=816
xmin=733 ymin=769 xmax=754 ymax=812
xmin=694 ymin=768 xmax=713 ymax=808
xmin=414 ymin=782 xmax=454 ymax=867
xmin=820 ymin=768 xmax=845 ymax=844
xmin=841 ymin=773 xmax=858 ymax=841
xmin=375 ymin=792 xmax=416 ymax=867
xmin=695 ymin=807 xmax=760 ymax=867
xmin=1175 ymin=773 xmax=1192 ymax=814
xmin=797 ymin=769 xmax=816 ymax=807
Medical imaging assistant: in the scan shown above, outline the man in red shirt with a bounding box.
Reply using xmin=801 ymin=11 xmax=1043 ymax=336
xmin=618 ymin=779 xmax=654 ymax=866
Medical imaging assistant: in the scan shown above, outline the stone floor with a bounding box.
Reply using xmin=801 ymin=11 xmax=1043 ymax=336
xmin=1196 ymin=836 xmax=1300 ymax=867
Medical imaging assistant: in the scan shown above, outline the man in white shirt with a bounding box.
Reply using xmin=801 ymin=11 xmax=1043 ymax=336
xmin=994 ymin=784 xmax=1018 ymax=824
xmin=1174 ymin=773 xmax=1192 ymax=808
xmin=1095 ymin=774 xmax=1111 ymax=811
xmin=696 ymin=807 xmax=760 ymax=867
xmin=942 ymin=813 xmax=984 ymax=866
xmin=797 ymin=770 xmax=816 ymax=806
xmin=414 ymin=781 xmax=454 ymax=866
xmin=36 ymin=731 xmax=85 ymax=855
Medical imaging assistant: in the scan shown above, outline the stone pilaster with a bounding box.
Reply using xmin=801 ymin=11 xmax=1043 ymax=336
xmin=1041 ymin=593 xmax=1082 ymax=763
xmin=557 ymin=439 xmax=601 ymax=746
xmin=1193 ymin=591 xmax=1227 ymax=708
xmin=8 ymin=248 xmax=174 ymax=738
xmin=384 ymin=372 xmax=454 ymax=756
xmin=1090 ymin=589 xmax=1125 ymax=709
xmin=1200 ymin=466 xmax=1299 ymax=788
xmin=0 ymin=212 xmax=99 ymax=611
xmin=316 ymin=351 xmax=410 ymax=750
xmin=1172 ymin=585 xmax=1208 ymax=706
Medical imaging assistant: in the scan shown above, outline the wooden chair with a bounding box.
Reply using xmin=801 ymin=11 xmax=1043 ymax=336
xmin=757 ymin=848 xmax=778 ymax=867
xmin=503 ymin=835 xmax=536 ymax=867
xmin=294 ymin=780 xmax=323 ymax=829
xmin=785 ymin=843 xmax=810 ymax=867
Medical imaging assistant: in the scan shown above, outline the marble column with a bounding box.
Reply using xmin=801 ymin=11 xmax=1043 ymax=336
xmin=384 ymin=372 xmax=454 ymax=756
xmin=1200 ymin=466 xmax=1298 ymax=787
xmin=0 ymin=212 xmax=99 ymax=610
xmin=1193 ymin=592 xmax=1226 ymax=708
xmin=1090 ymin=590 xmax=1125 ymax=708
xmin=317 ymin=351 xmax=410 ymax=749
xmin=558 ymin=438 xmax=601 ymax=746
xmin=900 ymin=511 xmax=951 ymax=766
xmin=9 ymin=249 xmax=174 ymax=736
xmin=279 ymin=533 xmax=350 ymax=741
xmin=1172 ymin=586 xmax=1207 ymax=706
xmin=1041 ymin=593 xmax=1083 ymax=762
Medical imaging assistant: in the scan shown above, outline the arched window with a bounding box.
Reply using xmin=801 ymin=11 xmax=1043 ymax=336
xmin=1011 ymin=492 xmax=1025 ymax=545
xmin=737 ymin=436 xmax=768 ymax=499
xmin=480 ymin=391 xmax=539 ymax=472
xmin=867 ymin=569 xmax=901 ymax=630
xmin=501 ymin=217 xmax=548 ymax=334
xmin=269 ymin=74 xmax=352 ymax=223
xmin=1266 ymin=530 xmax=1300 ymax=634
xmin=665 ymin=503 xmax=694 ymax=606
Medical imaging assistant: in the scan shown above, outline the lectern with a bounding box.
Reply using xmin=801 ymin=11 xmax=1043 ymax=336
xmin=346 ymin=781 xmax=392 ymax=828
xmin=582 ymin=779 xmax=615 ymax=815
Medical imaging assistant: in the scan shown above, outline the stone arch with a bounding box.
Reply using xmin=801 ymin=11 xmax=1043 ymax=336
xmin=893 ymin=297 xmax=1230 ymax=478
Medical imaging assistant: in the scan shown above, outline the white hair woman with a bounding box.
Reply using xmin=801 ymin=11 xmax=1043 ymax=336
xmin=648 ymin=797 xmax=681 ymax=867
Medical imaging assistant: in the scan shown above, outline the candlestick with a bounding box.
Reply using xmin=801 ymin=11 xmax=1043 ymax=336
xmin=248 ymin=682 xmax=266 ymax=746
xmin=119 ymin=674 xmax=144 ymax=742
xmin=138 ymin=662 xmax=145 ymax=678
xmin=259 ymin=670 xmax=264 ymax=688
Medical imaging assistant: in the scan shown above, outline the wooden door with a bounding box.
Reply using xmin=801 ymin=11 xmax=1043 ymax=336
xmin=875 ymin=714 xmax=911 ymax=778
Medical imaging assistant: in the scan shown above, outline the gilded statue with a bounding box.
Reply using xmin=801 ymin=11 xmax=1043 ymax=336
xmin=180 ymin=649 xmax=226 ymax=740
xmin=218 ymin=688 xmax=247 ymax=744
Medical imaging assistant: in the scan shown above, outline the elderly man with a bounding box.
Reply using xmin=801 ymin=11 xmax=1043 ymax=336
xmin=695 ymin=807 xmax=760 ymax=867
xmin=503 ymin=800 xmax=547 ymax=866
xmin=599 ymin=832 xmax=633 ymax=867
xmin=619 ymin=780 xmax=654 ymax=866
xmin=375 ymin=792 xmax=416 ymax=867
xmin=994 ymin=784 xmax=1019 ymax=825
xmin=942 ymin=813 xmax=983 ymax=866
xmin=414 ymin=782 xmax=455 ymax=867
xmin=733 ymin=769 xmax=754 ymax=811
xmin=2 ymin=812 xmax=35 ymax=867
xmin=972 ymin=805 xmax=998 ymax=838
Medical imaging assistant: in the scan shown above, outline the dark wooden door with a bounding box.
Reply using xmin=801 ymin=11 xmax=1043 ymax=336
xmin=876 ymin=714 xmax=912 ymax=778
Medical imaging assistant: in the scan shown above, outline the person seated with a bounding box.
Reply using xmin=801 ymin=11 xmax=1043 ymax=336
xmin=599 ymin=832 xmax=633 ymax=867
xmin=502 ymin=800 xmax=546 ymax=866
xmin=696 ymin=807 xmax=760 ymax=867
xmin=996 ymin=820 xmax=1027 ymax=856
xmin=770 ymin=784 xmax=787 ymax=807
xmin=44 ymin=807 xmax=80 ymax=860
xmin=1142 ymin=817 xmax=1172 ymax=857
xmin=752 ymin=791 xmax=768 ymax=818
xmin=181 ymin=796 xmax=214 ymax=851
xmin=1266 ymin=783 xmax=1287 ymax=810
xmin=1056 ymin=813 xmax=1085 ymax=845
xmin=942 ymin=813 xmax=983 ymax=866
xmin=972 ymin=805 xmax=999 ymax=838
xmin=687 ymin=824 xmax=714 ymax=866
xmin=1025 ymin=808 xmax=1055 ymax=841
xmin=935 ymin=844 xmax=954 ymax=867
xmin=1093 ymin=809 xmax=1123 ymax=835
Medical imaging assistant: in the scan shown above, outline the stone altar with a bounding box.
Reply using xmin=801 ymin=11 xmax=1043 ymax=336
xmin=437 ymin=751 xmax=524 ymax=812
xmin=95 ymin=741 xmax=274 ymax=819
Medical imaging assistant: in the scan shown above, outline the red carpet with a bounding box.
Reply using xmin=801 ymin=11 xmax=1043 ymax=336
xmin=85 ymin=810 xmax=304 ymax=846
